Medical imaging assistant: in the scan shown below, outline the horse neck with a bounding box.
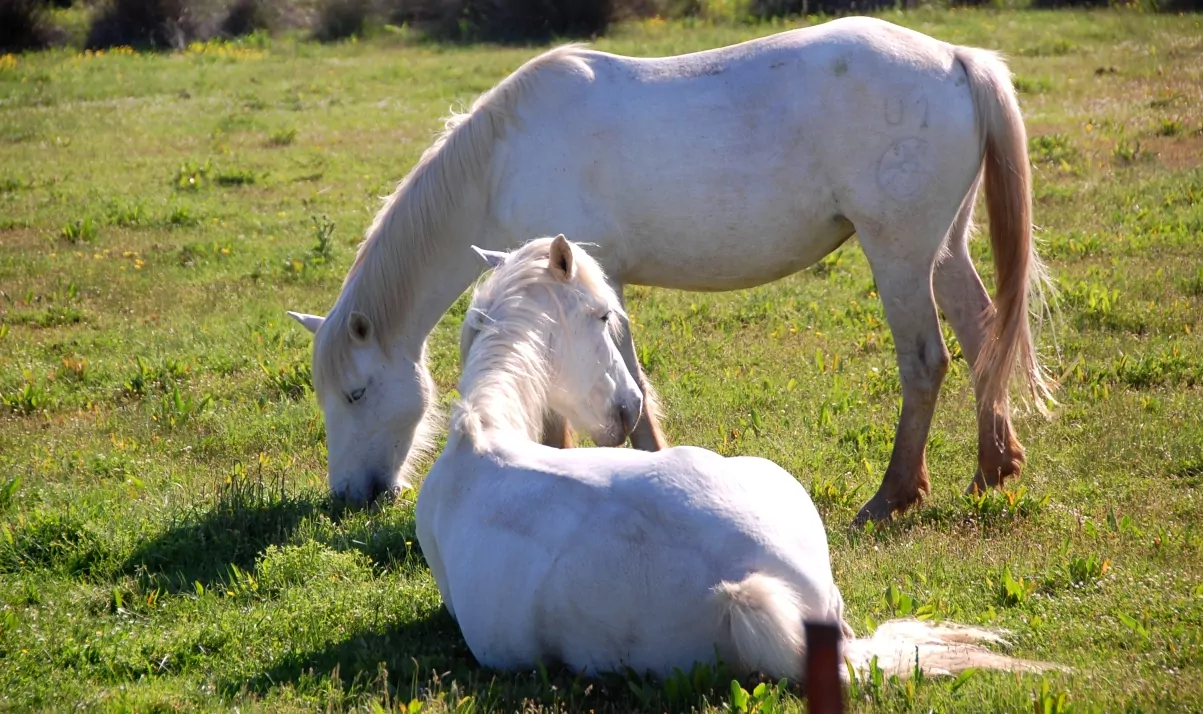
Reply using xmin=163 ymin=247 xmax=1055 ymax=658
xmin=397 ymin=232 xmax=489 ymax=356
xmin=454 ymin=329 xmax=549 ymax=445
xmin=355 ymin=159 xmax=492 ymax=360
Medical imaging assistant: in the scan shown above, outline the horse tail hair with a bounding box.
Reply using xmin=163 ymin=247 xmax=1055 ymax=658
xmin=842 ymin=619 xmax=1066 ymax=680
xmin=712 ymin=573 xmax=806 ymax=681
xmin=956 ymin=48 xmax=1055 ymax=418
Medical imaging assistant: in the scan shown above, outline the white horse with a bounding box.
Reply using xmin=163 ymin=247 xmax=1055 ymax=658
xmin=287 ymin=16 xmax=1055 ymax=523
xmin=415 ymin=234 xmax=1060 ymax=682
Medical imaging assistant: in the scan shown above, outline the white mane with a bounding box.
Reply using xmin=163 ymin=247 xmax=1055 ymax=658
xmin=394 ymin=343 xmax=441 ymax=489
xmin=311 ymin=45 xmax=595 ymax=396
xmin=452 ymin=237 xmax=620 ymax=446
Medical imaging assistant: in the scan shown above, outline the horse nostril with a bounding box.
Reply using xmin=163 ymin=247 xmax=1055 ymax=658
xmin=368 ymin=472 xmax=396 ymax=503
xmin=618 ymin=403 xmax=639 ymax=438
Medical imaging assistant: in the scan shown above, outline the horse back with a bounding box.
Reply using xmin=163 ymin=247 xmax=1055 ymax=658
xmin=486 ymin=17 xmax=984 ymax=288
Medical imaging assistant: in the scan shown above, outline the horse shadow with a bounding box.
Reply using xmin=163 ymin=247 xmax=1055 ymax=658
xmin=221 ymin=607 xmax=477 ymax=702
xmin=121 ymin=470 xmax=425 ymax=594
xmin=225 ymin=607 xmax=759 ymax=713
xmin=120 ymin=472 xmax=328 ymax=594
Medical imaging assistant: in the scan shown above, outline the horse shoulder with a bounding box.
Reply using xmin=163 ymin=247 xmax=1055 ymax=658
xmin=723 ymin=454 xmax=798 ymax=483
xmin=659 ymin=443 xmax=728 ymax=470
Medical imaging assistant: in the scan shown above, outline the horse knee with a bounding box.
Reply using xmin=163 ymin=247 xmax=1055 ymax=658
xmin=899 ymin=340 xmax=950 ymax=395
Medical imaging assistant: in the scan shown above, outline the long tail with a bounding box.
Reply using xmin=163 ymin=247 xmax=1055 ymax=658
xmin=713 ymin=574 xmax=807 ymax=681
xmin=956 ymin=48 xmax=1056 ymax=418
xmin=842 ymin=619 xmax=1066 ymax=680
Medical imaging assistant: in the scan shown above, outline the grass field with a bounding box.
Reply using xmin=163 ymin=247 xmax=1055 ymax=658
xmin=2 ymin=8 xmax=1202 ymax=712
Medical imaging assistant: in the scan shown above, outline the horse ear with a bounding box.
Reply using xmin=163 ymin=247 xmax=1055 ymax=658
xmin=287 ymin=311 xmax=325 ymax=336
xmin=463 ymin=307 xmax=491 ymax=332
xmin=471 ymin=245 xmax=509 ymax=269
xmin=459 ymin=308 xmax=492 ymax=365
xmin=348 ymin=311 xmax=373 ymax=344
xmin=549 ymin=234 xmax=574 ymax=282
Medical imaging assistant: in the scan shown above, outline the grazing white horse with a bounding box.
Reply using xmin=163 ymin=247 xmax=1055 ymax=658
xmin=415 ymin=235 xmax=1061 ymax=681
xmin=287 ymin=16 xmax=1055 ymax=523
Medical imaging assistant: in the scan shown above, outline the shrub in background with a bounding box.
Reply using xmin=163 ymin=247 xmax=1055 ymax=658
xmin=431 ymin=0 xmax=616 ymax=41
xmin=13 ymin=0 xmax=1202 ymax=56
xmin=86 ymin=0 xmax=198 ymax=49
xmin=382 ymin=0 xmax=446 ymax=26
xmin=312 ymin=0 xmax=372 ymax=41
xmin=750 ymin=0 xmax=904 ymax=16
xmin=219 ymin=0 xmax=277 ymax=36
xmin=642 ymin=0 xmax=701 ymax=17
xmin=0 ymin=0 xmax=58 ymax=52
xmin=1028 ymin=0 xmax=1109 ymax=7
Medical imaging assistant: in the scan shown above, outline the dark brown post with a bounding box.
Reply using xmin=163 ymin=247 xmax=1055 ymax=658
xmin=804 ymin=620 xmax=844 ymax=714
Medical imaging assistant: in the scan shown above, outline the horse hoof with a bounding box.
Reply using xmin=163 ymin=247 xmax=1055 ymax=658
xmin=852 ymin=500 xmax=893 ymax=528
xmin=965 ymin=471 xmax=989 ymax=495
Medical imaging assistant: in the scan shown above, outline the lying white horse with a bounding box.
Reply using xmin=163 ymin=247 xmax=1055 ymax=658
xmin=415 ymin=235 xmax=1059 ymax=681
xmin=288 ymin=16 xmax=1055 ymax=524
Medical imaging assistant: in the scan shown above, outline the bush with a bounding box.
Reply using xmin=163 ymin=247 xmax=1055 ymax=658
xmin=1028 ymin=0 xmax=1109 ymax=7
xmin=86 ymin=0 xmax=197 ymax=50
xmin=633 ymin=0 xmax=697 ymax=17
xmin=440 ymin=0 xmax=615 ymax=41
xmin=220 ymin=0 xmax=277 ymax=36
xmin=0 ymin=0 xmax=58 ymax=52
xmin=1146 ymin=0 xmax=1203 ymax=8
xmin=750 ymin=0 xmax=901 ymax=16
xmin=312 ymin=0 xmax=371 ymax=42
xmin=381 ymin=0 xmax=446 ymax=25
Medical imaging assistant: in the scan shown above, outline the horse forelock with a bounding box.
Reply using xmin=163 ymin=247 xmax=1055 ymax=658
xmin=312 ymin=44 xmax=596 ymax=397
xmin=452 ymin=237 xmax=619 ymax=444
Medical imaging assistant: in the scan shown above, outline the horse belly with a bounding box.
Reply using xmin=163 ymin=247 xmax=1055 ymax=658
xmin=609 ymin=145 xmax=851 ymax=291
xmin=618 ymin=214 xmax=851 ymax=291
xmin=494 ymin=150 xmax=850 ymax=291
xmin=535 ymin=547 xmax=726 ymax=676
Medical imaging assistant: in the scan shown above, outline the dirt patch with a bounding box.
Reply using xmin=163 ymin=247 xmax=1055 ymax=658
xmin=0 ymin=226 xmax=49 ymax=254
xmin=1144 ymin=133 xmax=1203 ymax=171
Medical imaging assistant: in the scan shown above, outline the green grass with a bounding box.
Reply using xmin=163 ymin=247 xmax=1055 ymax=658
xmin=2 ymin=7 xmax=1202 ymax=712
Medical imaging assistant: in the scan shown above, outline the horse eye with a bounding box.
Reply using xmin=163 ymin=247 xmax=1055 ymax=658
xmin=600 ymin=311 xmax=614 ymax=323
xmin=348 ymin=387 xmax=366 ymax=403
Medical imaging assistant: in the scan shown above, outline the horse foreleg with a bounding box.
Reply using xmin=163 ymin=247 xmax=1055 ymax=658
xmin=611 ymin=281 xmax=668 ymax=451
xmin=632 ymin=363 xmax=668 ymax=449
xmin=540 ymin=411 xmax=576 ymax=449
xmin=854 ymin=248 xmax=949 ymax=525
xmin=933 ymin=206 xmax=1026 ymax=493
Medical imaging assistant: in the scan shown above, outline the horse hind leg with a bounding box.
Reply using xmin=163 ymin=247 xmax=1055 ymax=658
xmin=854 ymin=225 xmax=952 ymax=525
xmin=933 ymin=187 xmax=1026 ymax=493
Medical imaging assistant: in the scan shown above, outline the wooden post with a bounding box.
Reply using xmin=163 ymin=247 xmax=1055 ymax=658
xmin=804 ymin=621 xmax=844 ymax=714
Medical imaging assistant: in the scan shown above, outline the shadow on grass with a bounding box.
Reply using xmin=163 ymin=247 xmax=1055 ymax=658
xmin=120 ymin=469 xmax=425 ymax=594
xmin=822 ymin=486 xmax=1052 ymax=548
xmin=223 ymin=607 xmax=475 ymax=701
xmin=224 ymin=608 xmax=751 ymax=713
xmin=120 ymin=470 xmax=323 ymax=593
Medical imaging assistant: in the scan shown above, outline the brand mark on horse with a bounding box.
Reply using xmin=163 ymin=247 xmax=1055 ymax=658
xmin=877 ymin=137 xmax=934 ymax=200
